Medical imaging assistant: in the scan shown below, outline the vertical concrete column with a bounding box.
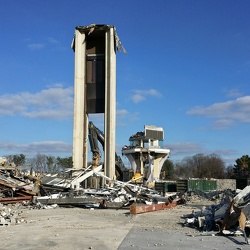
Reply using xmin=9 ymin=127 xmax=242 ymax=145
xmin=104 ymin=27 xmax=116 ymax=179
xmin=73 ymin=30 xmax=87 ymax=169
xmin=140 ymin=152 xmax=144 ymax=175
xmin=153 ymin=158 xmax=160 ymax=180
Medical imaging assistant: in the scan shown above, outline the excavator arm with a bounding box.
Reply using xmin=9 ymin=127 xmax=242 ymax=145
xmin=88 ymin=121 xmax=129 ymax=181
xmin=88 ymin=121 xmax=103 ymax=168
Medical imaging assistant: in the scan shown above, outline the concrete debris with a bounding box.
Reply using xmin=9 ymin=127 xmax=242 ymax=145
xmin=182 ymin=187 xmax=250 ymax=244
xmin=0 ymin=203 xmax=26 ymax=226
xmin=183 ymin=189 xmax=236 ymax=204
xmin=35 ymin=176 xmax=181 ymax=210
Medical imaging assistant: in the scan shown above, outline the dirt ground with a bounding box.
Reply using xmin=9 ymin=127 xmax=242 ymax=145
xmin=0 ymin=199 xmax=249 ymax=250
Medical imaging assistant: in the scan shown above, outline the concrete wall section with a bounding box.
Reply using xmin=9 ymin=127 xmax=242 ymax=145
xmin=216 ymin=179 xmax=236 ymax=191
xmin=104 ymin=27 xmax=116 ymax=179
xmin=72 ymin=30 xmax=87 ymax=169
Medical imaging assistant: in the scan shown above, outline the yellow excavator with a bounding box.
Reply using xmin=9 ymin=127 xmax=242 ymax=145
xmin=0 ymin=157 xmax=7 ymax=166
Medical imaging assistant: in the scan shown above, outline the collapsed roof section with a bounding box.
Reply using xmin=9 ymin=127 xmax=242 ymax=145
xmin=71 ymin=23 xmax=127 ymax=54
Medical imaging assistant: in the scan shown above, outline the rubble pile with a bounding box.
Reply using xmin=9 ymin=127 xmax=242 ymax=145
xmin=183 ymin=187 xmax=250 ymax=244
xmin=0 ymin=164 xmax=181 ymax=212
xmin=0 ymin=168 xmax=38 ymax=204
xmin=36 ymin=178 xmax=177 ymax=210
xmin=183 ymin=189 xmax=236 ymax=205
xmin=0 ymin=203 xmax=26 ymax=226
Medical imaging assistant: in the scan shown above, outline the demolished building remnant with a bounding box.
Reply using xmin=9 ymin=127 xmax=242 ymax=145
xmin=36 ymin=168 xmax=178 ymax=210
xmin=39 ymin=165 xmax=103 ymax=193
xmin=0 ymin=166 xmax=37 ymax=204
xmin=72 ymin=24 xmax=126 ymax=182
xmin=122 ymin=125 xmax=170 ymax=185
xmin=0 ymin=158 xmax=182 ymax=212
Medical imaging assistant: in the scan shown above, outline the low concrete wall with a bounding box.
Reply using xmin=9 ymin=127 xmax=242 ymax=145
xmin=216 ymin=179 xmax=236 ymax=191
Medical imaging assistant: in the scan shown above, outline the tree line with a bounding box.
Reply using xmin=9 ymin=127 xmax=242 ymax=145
xmin=5 ymin=153 xmax=250 ymax=179
xmin=161 ymin=153 xmax=250 ymax=179
xmin=6 ymin=154 xmax=73 ymax=174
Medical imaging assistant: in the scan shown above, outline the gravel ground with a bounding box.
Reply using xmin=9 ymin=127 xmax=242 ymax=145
xmin=0 ymin=199 xmax=249 ymax=250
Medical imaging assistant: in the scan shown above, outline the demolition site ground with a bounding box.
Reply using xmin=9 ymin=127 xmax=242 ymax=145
xmin=1 ymin=197 xmax=250 ymax=250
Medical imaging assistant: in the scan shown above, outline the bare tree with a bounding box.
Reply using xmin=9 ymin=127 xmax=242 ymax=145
xmin=174 ymin=153 xmax=226 ymax=179
xmin=205 ymin=153 xmax=226 ymax=178
xmin=174 ymin=160 xmax=193 ymax=179
xmin=33 ymin=154 xmax=47 ymax=173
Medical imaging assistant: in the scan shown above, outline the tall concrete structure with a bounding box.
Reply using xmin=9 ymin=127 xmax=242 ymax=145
xmin=71 ymin=24 xmax=125 ymax=179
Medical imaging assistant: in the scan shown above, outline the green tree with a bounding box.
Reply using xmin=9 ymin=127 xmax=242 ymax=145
xmin=233 ymin=155 xmax=250 ymax=178
xmin=13 ymin=154 xmax=26 ymax=166
xmin=161 ymin=159 xmax=174 ymax=179
xmin=57 ymin=156 xmax=73 ymax=170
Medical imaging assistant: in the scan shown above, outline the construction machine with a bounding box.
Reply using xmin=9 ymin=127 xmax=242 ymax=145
xmin=0 ymin=157 xmax=7 ymax=166
xmin=88 ymin=121 xmax=132 ymax=182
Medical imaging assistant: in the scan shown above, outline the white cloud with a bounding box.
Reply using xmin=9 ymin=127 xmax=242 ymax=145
xmin=117 ymin=109 xmax=129 ymax=117
xmin=0 ymin=86 xmax=140 ymax=124
xmin=0 ymin=85 xmax=74 ymax=120
xmin=131 ymin=94 xmax=145 ymax=103
xmin=27 ymin=43 xmax=45 ymax=50
xmin=211 ymin=119 xmax=235 ymax=130
xmin=27 ymin=37 xmax=62 ymax=51
xmin=225 ymin=88 xmax=243 ymax=98
xmin=167 ymin=142 xmax=206 ymax=156
xmin=0 ymin=141 xmax=72 ymax=156
xmin=187 ymin=96 xmax=250 ymax=127
xmin=47 ymin=37 xmax=60 ymax=44
xmin=116 ymin=109 xmax=139 ymax=126
xmin=166 ymin=142 xmax=238 ymax=165
xmin=131 ymin=88 xmax=162 ymax=103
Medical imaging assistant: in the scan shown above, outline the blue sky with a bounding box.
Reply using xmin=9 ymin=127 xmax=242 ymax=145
xmin=0 ymin=0 xmax=250 ymax=166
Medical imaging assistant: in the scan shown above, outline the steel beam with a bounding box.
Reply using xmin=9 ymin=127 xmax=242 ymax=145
xmin=130 ymin=202 xmax=177 ymax=215
xmin=0 ymin=196 xmax=32 ymax=204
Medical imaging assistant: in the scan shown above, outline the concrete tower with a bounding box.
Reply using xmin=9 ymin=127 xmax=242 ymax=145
xmin=71 ymin=24 xmax=125 ymax=179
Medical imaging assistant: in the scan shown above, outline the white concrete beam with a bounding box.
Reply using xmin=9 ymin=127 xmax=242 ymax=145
xmin=73 ymin=30 xmax=87 ymax=169
xmin=104 ymin=27 xmax=116 ymax=179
